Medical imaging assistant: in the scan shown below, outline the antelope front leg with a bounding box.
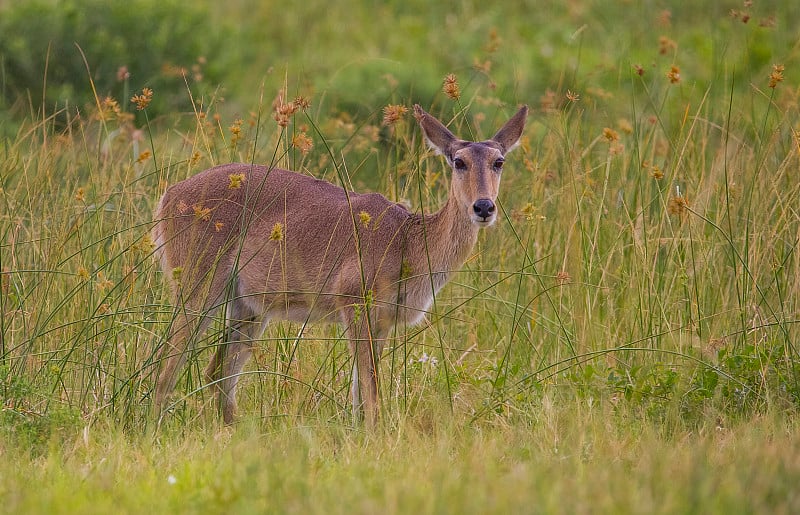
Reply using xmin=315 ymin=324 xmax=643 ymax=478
xmin=345 ymin=308 xmax=385 ymax=428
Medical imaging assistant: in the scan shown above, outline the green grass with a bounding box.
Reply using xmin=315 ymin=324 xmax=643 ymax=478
xmin=3 ymin=408 xmax=800 ymax=514
xmin=1 ymin=0 xmax=800 ymax=512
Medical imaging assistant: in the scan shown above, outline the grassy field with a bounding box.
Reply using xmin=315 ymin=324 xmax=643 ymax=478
xmin=2 ymin=0 xmax=800 ymax=513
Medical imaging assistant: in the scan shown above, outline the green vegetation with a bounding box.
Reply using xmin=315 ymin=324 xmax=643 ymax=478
xmin=1 ymin=0 xmax=799 ymax=512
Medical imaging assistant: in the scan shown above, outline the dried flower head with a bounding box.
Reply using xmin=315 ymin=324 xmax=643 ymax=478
xmin=668 ymin=191 xmax=689 ymax=216
xmin=228 ymin=173 xmax=246 ymax=189
xmin=602 ymin=127 xmax=620 ymax=142
xmin=633 ymin=64 xmax=645 ymax=76
xmin=77 ymin=266 xmax=90 ymax=281
xmin=136 ymin=150 xmax=151 ymax=164
xmin=192 ymin=203 xmax=211 ymax=221
xmin=443 ymin=74 xmax=461 ymax=100
xmin=566 ymin=90 xmax=580 ymax=102
xmin=229 ymin=119 xmax=243 ymax=146
xmin=214 ymin=221 xmax=225 ymax=232
xmin=292 ymin=132 xmax=314 ymax=155
xmin=651 ymin=166 xmax=664 ymax=180
xmin=667 ymin=65 xmax=681 ymax=84
xmin=382 ymin=104 xmax=408 ymax=126
xmin=659 ymin=36 xmax=677 ymax=55
xmin=358 ymin=210 xmax=372 ymax=227
xmin=98 ymin=97 xmax=122 ymax=121
xmin=272 ymin=89 xmax=300 ymax=128
xmin=769 ymin=64 xmax=785 ymax=88
xmin=293 ymin=96 xmax=311 ymax=110
xmin=556 ymin=271 xmax=571 ymax=285
xmin=485 ymin=27 xmax=502 ymax=53
xmin=131 ymin=88 xmax=153 ymax=110
xmin=75 ymin=187 xmax=86 ymax=202
xmin=270 ymin=222 xmax=284 ymax=241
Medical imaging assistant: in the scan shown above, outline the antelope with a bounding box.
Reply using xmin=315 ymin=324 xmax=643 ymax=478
xmin=152 ymin=104 xmax=528 ymax=425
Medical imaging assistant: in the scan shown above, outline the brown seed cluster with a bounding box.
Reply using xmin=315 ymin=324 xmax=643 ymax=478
xmin=382 ymin=104 xmax=408 ymax=126
xmin=131 ymin=88 xmax=153 ymax=110
xmin=443 ymin=74 xmax=461 ymax=100
xmin=192 ymin=203 xmax=211 ymax=221
xmin=97 ymin=97 xmax=124 ymax=122
xmin=659 ymin=36 xmax=677 ymax=55
xmin=270 ymin=222 xmax=284 ymax=241
xmin=602 ymin=127 xmax=620 ymax=142
xmin=228 ymin=173 xmax=245 ymax=189
xmin=229 ymin=119 xmax=243 ymax=146
xmin=667 ymin=193 xmax=689 ymax=216
xmin=769 ymin=64 xmax=785 ymax=88
xmin=292 ymin=132 xmax=314 ymax=155
xmin=358 ymin=210 xmax=372 ymax=227
xmin=273 ymin=90 xmax=311 ymax=128
xmin=135 ymin=150 xmax=151 ymax=163
xmin=667 ymin=65 xmax=681 ymax=84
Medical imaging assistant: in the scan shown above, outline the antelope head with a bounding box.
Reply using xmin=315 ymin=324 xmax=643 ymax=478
xmin=414 ymin=104 xmax=529 ymax=226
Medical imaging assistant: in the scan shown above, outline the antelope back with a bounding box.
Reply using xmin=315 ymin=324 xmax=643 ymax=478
xmin=153 ymin=164 xmax=414 ymax=318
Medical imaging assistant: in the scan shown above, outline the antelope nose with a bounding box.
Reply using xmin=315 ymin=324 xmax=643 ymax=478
xmin=473 ymin=199 xmax=496 ymax=220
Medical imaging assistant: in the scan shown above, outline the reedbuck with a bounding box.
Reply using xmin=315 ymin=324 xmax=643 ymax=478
xmin=153 ymin=104 xmax=528 ymax=425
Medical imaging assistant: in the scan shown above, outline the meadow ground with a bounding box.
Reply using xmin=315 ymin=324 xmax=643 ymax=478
xmin=1 ymin=0 xmax=799 ymax=513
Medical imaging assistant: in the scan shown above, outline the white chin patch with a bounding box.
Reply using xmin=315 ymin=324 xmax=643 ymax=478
xmin=472 ymin=216 xmax=496 ymax=226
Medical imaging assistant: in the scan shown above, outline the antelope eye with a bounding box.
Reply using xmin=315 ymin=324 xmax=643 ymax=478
xmin=494 ymin=159 xmax=505 ymax=170
xmin=453 ymin=158 xmax=467 ymax=171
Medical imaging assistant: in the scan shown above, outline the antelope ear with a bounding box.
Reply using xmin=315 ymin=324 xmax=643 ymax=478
xmin=414 ymin=104 xmax=457 ymax=157
xmin=491 ymin=105 xmax=528 ymax=154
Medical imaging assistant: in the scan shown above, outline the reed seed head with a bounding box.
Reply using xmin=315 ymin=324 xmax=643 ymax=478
xmin=131 ymin=88 xmax=153 ymax=110
xmin=769 ymin=64 xmax=785 ymax=88
xmin=603 ymin=127 xmax=620 ymax=142
xmin=667 ymin=65 xmax=681 ymax=84
xmin=292 ymin=133 xmax=314 ymax=155
xmin=382 ymin=104 xmax=408 ymax=126
xmin=228 ymin=173 xmax=246 ymax=189
xmin=443 ymin=74 xmax=461 ymax=100
xmin=270 ymin=222 xmax=284 ymax=241
xmin=192 ymin=203 xmax=211 ymax=221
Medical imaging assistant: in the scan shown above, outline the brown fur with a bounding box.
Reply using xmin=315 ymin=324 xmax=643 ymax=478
xmin=152 ymin=104 xmax=528 ymax=425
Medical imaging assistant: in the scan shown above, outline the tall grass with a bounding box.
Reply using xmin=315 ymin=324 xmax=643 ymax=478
xmin=2 ymin=57 xmax=797 ymax=434
xmin=1 ymin=0 xmax=799 ymax=511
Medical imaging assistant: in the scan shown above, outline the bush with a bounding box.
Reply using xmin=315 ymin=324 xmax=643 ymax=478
xmin=0 ymin=0 xmax=230 ymax=120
